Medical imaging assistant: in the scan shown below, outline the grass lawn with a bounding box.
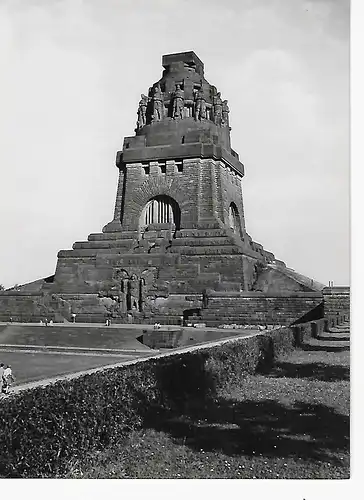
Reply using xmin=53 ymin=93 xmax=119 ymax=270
xmin=65 ymin=339 xmax=349 ymax=479
xmin=0 ymin=351 xmax=133 ymax=385
xmin=0 ymin=324 xmax=256 ymax=350
xmin=0 ymin=325 xmax=144 ymax=350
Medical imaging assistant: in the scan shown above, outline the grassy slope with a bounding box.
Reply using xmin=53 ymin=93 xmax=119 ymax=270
xmin=66 ymin=340 xmax=350 ymax=479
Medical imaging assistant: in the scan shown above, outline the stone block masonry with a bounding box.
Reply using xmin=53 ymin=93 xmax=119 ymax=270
xmin=201 ymin=292 xmax=323 ymax=326
xmin=322 ymin=287 xmax=350 ymax=319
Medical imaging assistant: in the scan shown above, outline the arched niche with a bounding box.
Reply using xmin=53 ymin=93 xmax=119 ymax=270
xmin=228 ymin=202 xmax=242 ymax=237
xmin=140 ymin=195 xmax=181 ymax=231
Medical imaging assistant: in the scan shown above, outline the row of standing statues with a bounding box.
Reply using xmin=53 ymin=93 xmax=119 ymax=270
xmin=136 ymin=83 xmax=230 ymax=129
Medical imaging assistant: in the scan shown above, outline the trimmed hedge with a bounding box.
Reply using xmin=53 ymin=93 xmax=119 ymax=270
xmin=0 ymin=328 xmax=296 ymax=478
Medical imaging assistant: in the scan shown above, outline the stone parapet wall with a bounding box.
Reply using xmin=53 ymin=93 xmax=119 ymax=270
xmin=0 ymin=289 xmax=323 ymax=326
xmin=0 ymin=293 xmax=58 ymax=322
xmin=137 ymin=312 xmax=349 ymax=350
xmin=322 ymin=286 xmax=350 ymax=319
xmin=201 ymin=292 xmax=323 ymax=326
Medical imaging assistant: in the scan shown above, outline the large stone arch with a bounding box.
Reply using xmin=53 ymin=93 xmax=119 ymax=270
xmin=140 ymin=195 xmax=181 ymax=230
xmin=132 ymin=176 xmax=187 ymax=209
xmin=123 ymin=176 xmax=190 ymax=230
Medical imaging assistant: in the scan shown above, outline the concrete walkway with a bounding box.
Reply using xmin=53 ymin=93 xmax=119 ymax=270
xmin=0 ymin=347 xmax=156 ymax=357
xmin=0 ymin=343 xmax=154 ymax=354
xmin=0 ymin=321 xmax=172 ymax=330
xmin=0 ymin=320 xmax=270 ymax=335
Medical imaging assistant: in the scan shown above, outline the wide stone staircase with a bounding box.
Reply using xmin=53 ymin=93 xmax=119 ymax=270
xmin=316 ymin=319 xmax=350 ymax=349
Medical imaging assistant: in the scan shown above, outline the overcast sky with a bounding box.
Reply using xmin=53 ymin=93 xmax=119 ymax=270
xmin=0 ymin=0 xmax=349 ymax=288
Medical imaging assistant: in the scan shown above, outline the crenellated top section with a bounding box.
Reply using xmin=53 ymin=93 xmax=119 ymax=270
xmin=119 ymin=51 xmax=242 ymax=174
xmin=134 ymin=51 xmax=231 ymax=147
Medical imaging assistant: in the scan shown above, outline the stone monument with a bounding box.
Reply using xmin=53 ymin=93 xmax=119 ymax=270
xmin=0 ymin=51 xmax=325 ymax=325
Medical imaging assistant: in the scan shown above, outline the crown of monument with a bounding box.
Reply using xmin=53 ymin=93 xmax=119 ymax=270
xmin=120 ymin=51 xmax=240 ymax=173
xmin=162 ymin=51 xmax=205 ymax=76
xmin=135 ymin=51 xmax=230 ymax=134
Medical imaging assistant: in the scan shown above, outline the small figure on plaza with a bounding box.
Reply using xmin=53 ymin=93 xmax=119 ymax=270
xmin=213 ymin=91 xmax=223 ymax=126
xmin=136 ymin=94 xmax=148 ymax=129
xmin=2 ymin=365 xmax=15 ymax=394
xmin=194 ymin=88 xmax=206 ymax=121
xmin=172 ymin=84 xmax=184 ymax=119
xmin=151 ymin=84 xmax=164 ymax=122
xmin=222 ymin=99 xmax=230 ymax=127
xmin=0 ymin=363 xmax=4 ymax=395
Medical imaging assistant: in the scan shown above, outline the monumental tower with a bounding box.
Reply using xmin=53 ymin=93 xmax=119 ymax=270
xmin=0 ymin=52 xmax=324 ymax=324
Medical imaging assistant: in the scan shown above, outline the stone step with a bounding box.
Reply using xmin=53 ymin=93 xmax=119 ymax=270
xmin=329 ymin=326 xmax=350 ymax=333
xmin=318 ymin=333 xmax=350 ymax=341
xmin=59 ymin=244 xmax=246 ymax=258
xmin=168 ymin=246 xmax=242 ymax=255
xmin=72 ymin=235 xmax=237 ymax=251
xmin=176 ymin=229 xmax=229 ymax=238
xmin=88 ymin=232 xmax=138 ymax=241
xmin=304 ymin=338 xmax=350 ymax=351
xmin=325 ymin=328 xmax=350 ymax=335
xmin=72 ymin=240 xmax=135 ymax=250
xmin=171 ymin=237 xmax=234 ymax=247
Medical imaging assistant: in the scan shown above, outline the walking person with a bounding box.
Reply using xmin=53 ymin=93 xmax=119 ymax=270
xmin=0 ymin=363 xmax=4 ymax=395
xmin=3 ymin=365 xmax=14 ymax=394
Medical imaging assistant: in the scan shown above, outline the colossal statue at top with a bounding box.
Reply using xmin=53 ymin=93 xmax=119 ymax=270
xmin=222 ymin=100 xmax=230 ymax=127
xmin=151 ymin=84 xmax=163 ymax=122
xmin=213 ymin=92 xmax=223 ymax=126
xmin=172 ymin=84 xmax=184 ymax=119
xmin=136 ymin=94 xmax=148 ymax=130
xmin=194 ymin=88 xmax=206 ymax=120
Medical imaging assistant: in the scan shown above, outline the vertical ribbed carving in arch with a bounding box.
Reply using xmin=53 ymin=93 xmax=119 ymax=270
xmin=140 ymin=195 xmax=181 ymax=229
